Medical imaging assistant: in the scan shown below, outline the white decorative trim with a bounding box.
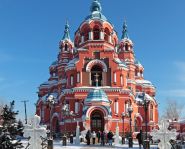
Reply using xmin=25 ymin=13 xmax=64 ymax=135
xmin=86 ymin=106 xmax=109 ymax=119
xmin=86 ymin=59 xmax=107 ymax=72
xmin=135 ymin=113 xmax=143 ymax=122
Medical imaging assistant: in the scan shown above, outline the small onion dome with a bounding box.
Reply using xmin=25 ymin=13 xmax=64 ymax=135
xmin=62 ymin=21 xmax=71 ymax=41
xmin=85 ymin=88 xmax=110 ymax=103
xmin=120 ymin=21 xmax=133 ymax=45
xmin=135 ymin=59 xmax=144 ymax=68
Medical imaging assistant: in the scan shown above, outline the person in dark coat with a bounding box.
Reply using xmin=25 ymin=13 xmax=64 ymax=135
xmin=136 ymin=130 xmax=143 ymax=149
xmin=101 ymin=131 xmax=106 ymax=146
xmin=97 ymin=131 xmax=101 ymax=143
xmin=107 ymin=131 xmax=114 ymax=146
xmin=85 ymin=130 xmax=91 ymax=145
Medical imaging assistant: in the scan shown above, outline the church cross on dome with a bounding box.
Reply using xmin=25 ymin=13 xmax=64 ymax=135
xmin=90 ymin=0 xmax=102 ymax=13
xmin=121 ymin=21 xmax=129 ymax=39
xmin=62 ymin=20 xmax=71 ymax=40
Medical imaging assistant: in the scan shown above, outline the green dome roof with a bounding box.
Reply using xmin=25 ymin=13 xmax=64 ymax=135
xmin=85 ymin=88 xmax=110 ymax=103
xmin=85 ymin=0 xmax=107 ymax=21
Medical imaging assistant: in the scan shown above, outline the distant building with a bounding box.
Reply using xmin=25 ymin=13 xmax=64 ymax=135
xmin=36 ymin=0 xmax=158 ymax=135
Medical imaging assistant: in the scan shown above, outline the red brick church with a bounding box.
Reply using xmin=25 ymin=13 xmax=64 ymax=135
xmin=36 ymin=0 xmax=158 ymax=136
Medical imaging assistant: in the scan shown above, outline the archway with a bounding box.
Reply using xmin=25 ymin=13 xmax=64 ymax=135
xmin=134 ymin=116 xmax=142 ymax=132
xmin=90 ymin=110 xmax=104 ymax=132
xmin=91 ymin=65 xmax=103 ymax=86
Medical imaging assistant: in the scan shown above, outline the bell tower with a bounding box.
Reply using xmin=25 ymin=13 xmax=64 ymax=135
xmin=57 ymin=21 xmax=74 ymax=87
xmin=118 ymin=21 xmax=136 ymax=92
xmin=118 ymin=21 xmax=134 ymax=62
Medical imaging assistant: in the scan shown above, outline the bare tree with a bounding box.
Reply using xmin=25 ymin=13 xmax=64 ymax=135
xmin=0 ymin=100 xmax=4 ymax=113
xmin=162 ymin=99 xmax=184 ymax=121
xmin=0 ymin=100 xmax=5 ymax=125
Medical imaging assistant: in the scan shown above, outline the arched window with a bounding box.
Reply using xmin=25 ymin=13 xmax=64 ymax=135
xmin=150 ymin=104 xmax=154 ymax=121
xmin=135 ymin=70 xmax=138 ymax=76
xmin=125 ymin=44 xmax=129 ymax=51
xmin=52 ymin=73 xmax=56 ymax=77
xmin=93 ymin=26 xmax=100 ymax=40
xmin=84 ymin=32 xmax=89 ymax=42
xmin=82 ymin=26 xmax=90 ymax=42
xmin=91 ymin=65 xmax=103 ymax=86
xmin=65 ymin=44 xmax=68 ymax=51
xmin=114 ymin=99 xmax=119 ymax=114
xmin=104 ymin=28 xmax=110 ymax=42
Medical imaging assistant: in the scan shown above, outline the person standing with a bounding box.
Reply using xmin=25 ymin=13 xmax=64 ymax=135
xmin=92 ymin=131 xmax=96 ymax=145
xmin=97 ymin=131 xmax=101 ymax=143
xmin=136 ymin=130 xmax=143 ymax=149
xmin=101 ymin=131 xmax=106 ymax=146
xmin=107 ymin=131 xmax=114 ymax=146
xmin=85 ymin=130 xmax=91 ymax=145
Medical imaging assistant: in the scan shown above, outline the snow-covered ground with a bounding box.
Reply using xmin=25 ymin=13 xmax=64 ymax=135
xmin=22 ymin=140 xmax=158 ymax=149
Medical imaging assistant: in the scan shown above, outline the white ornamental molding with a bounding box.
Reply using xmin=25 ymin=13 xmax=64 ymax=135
xmin=86 ymin=59 xmax=107 ymax=72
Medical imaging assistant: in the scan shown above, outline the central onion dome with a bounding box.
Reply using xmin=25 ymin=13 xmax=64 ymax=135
xmin=85 ymin=0 xmax=107 ymax=21
xmin=85 ymin=88 xmax=110 ymax=103
xmin=74 ymin=0 xmax=118 ymax=48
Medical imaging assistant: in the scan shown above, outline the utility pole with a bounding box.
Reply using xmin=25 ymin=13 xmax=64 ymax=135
xmin=21 ymin=100 xmax=29 ymax=124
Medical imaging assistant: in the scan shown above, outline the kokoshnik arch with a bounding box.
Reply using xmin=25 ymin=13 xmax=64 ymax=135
xmin=36 ymin=0 xmax=158 ymax=136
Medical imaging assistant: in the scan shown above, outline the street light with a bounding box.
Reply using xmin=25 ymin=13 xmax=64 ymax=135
xmin=127 ymin=104 xmax=133 ymax=148
xmin=61 ymin=103 xmax=69 ymax=146
xmin=61 ymin=103 xmax=75 ymax=146
xmin=141 ymin=92 xmax=150 ymax=149
xmin=46 ymin=94 xmax=55 ymax=149
xmin=121 ymin=112 xmax=126 ymax=144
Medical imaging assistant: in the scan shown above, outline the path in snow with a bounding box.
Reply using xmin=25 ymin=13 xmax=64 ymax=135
xmin=22 ymin=140 xmax=158 ymax=149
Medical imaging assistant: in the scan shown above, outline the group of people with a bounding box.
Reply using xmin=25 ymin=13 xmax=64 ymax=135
xmin=85 ymin=130 xmax=114 ymax=146
xmin=85 ymin=129 xmax=144 ymax=148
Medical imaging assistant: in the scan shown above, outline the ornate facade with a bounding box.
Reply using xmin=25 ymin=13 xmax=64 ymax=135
xmin=36 ymin=0 xmax=158 ymax=136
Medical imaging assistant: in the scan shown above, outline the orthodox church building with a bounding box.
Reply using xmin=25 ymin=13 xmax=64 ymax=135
xmin=36 ymin=0 xmax=158 ymax=136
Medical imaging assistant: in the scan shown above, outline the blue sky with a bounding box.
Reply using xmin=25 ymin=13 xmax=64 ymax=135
xmin=0 ymin=0 xmax=185 ymax=120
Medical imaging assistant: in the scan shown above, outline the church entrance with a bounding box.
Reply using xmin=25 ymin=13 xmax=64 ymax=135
xmin=90 ymin=110 xmax=104 ymax=132
xmin=91 ymin=65 xmax=102 ymax=86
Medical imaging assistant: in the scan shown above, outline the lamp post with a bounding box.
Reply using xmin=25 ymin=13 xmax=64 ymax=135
xmin=46 ymin=94 xmax=55 ymax=149
xmin=142 ymin=92 xmax=150 ymax=149
xmin=69 ymin=111 xmax=75 ymax=144
xmin=61 ymin=103 xmax=75 ymax=146
xmin=61 ymin=103 xmax=69 ymax=146
xmin=121 ymin=112 xmax=126 ymax=144
xmin=128 ymin=104 xmax=133 ymax=148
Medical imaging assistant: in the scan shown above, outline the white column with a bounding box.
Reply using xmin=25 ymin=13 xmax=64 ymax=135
xmin=75 ymin=101 xmax=79 ymax=113
xmin=100 ymin=31 xmax=104 ymax=40
xmin=89 ymin=31 xmax=93 ymax=40
xmin=80 ymin=72 xmax=82 ymax=84
xmin=125 ymin=103 xmax=128 ymax=113
xmin=108 ymin=35 xmax=112 ymax=43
